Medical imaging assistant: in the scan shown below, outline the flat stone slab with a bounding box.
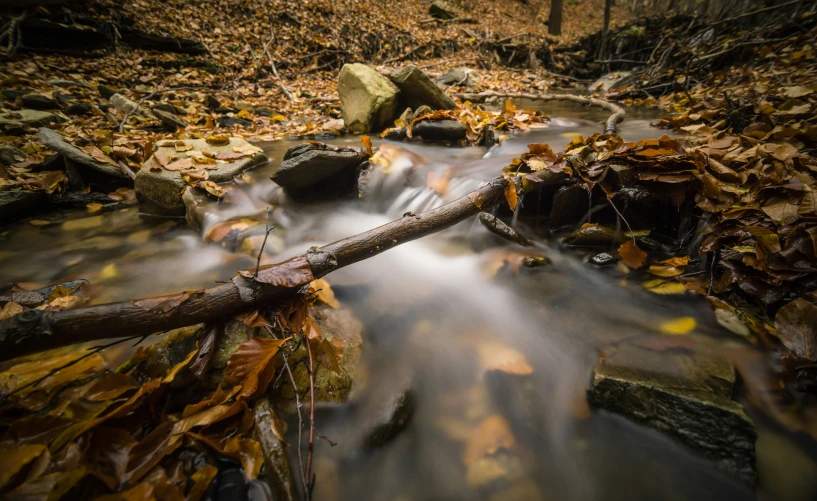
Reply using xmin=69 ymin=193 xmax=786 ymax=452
xmin=0 ymin=110 xmax=66 ymax=128
xmin=135 ymin=136 xmax=266 ymax=215
xmin=271 ymin=143 xmax=368 ymax=199
xmin=587 ymin=342 xmax=757 ymax=485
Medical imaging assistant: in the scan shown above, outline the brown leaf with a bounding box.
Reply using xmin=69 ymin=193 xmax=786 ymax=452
xmin=131 ymin=294 xmax=190 ymax=313
xmin=165 ymin=157 xmax=194 ymax=171
xmin=223 ymin=438 xmax=263 ymax=480
xmin=84 ymin=373 xmax=139 ymax=402
xmin=187 ymin=465 xmax=218 ymax=501
xmin=503 ymin=178 xmax=518 ymax=211
xmin=618 ymin=240 xmax=646 ymax=269
xmin=311 ymin=278 xmax=340 ymax=308
xmin=240 ymin=256 xmax=315 ymax=287
xmin=0 ymin=444 xmax=49 ymax=490
xmin=774 ymin=299 xmax=817 ymax=361
xmin=225 ymin=337 xmax=286 ymax=400
xmin=761 ymin=198 xmax=800 ymax=225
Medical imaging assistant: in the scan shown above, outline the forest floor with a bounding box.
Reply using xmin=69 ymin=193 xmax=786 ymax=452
xmin=1 ymin=0 xmax=816 ymax=500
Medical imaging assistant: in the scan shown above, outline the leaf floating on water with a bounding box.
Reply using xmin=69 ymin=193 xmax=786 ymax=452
xmin=659 ymin=316 xmax=697 ymax=335
xmin=774 ymin=299 xmax=817 ymax=361
xmin=642 ymin=279 xmax=686 ymax=295
xmin=463 ymin=415 xmax=516 ymax=466
xmin=618 ymin=240 xmax=646 ymax=269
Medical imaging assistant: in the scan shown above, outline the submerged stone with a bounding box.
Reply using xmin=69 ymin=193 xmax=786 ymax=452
xmin=589 ymin=252 xmax=616 ymax=266
xmin=563 ymin=224 xmax=626 ymax=247
xmin=587 ymin=343 xmax=757 ymax=484
xmin=549 ymin=184 xmax=588 ymax=228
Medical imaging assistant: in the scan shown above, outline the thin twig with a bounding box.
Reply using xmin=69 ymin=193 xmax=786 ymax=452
xmin=253 ymin=207 xmax=275 ymax=280
xmin=117 ymin=85 xmax=203 ymax=133
xmin=263 ymin=26 xmax=296 ymax=101
xmin=303 ymin=330 xmax=316 ymax=501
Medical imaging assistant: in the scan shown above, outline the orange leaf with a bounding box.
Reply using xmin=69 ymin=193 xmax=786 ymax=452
xmin=618 ymin=240 xmax=647 ymax=269
xmin=361 ymin=135 xmax=373 ymax=155
xmin=504 ymin=179 xmax=518 ymax=211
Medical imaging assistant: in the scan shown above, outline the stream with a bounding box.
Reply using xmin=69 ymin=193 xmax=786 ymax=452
xmin=1 ymin=101 xmax=815 ymax=500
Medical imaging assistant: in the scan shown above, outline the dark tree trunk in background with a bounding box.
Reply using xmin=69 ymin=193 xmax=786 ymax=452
xmin=600 ymin=0 xmax=612 ymax=61
xmin=548 ymin=0 xmax=563 ymax=35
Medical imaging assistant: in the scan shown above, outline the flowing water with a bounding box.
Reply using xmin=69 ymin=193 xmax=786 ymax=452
xmin=1 ymin=101 xmax=815 ymax=500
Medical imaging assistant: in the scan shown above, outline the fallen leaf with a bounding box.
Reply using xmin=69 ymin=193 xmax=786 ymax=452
xmin=659 ymin=316 xmax=697 ymax=335
xmin=618 ymin=240 xmax=646 ymax=269
xmin=225 ymin=337 xmax=286 ymax=400
xmin=361 ymin=135 xmax=373 ymax=155
xmin=774 ymin=299 xmax=817 ymax=361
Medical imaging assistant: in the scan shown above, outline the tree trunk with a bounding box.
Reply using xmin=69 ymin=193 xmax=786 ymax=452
xmin=548 ymin=0 xmax=563 ymax=35
xmin=600 ymin=0 xmax=613 ymax=62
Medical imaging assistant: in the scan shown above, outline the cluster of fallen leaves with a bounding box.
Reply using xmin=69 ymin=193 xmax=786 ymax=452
xmin=0 ymin=279 xmax=343 ymax=500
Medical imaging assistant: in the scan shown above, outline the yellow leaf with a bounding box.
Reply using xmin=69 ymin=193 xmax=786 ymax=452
xmin=618 ymin=241 xmax=646 ymax=269
xmin=659 ymin=316 xmax=697 ymax=335
xmin=504 ymin=179 xmax=518 ymax=211
xmin=311 ymin=278 xmax=340 ymax=308
xmin=99 ymin=263 xmax=118 ymax=280
xmin=29 ymin=219 xmax=51 ymax=226
xmin=361 ymin=135 xmax=373 ymax=155
xmin=642 ymin=279 xmax=686 ymax=295
xmin=271 ymin=115 xmax=286 ymax=122
xmin=86 ymin=203 xmax=103 ymax=213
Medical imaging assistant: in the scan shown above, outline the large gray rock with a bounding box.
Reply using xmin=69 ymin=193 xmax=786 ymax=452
xmin=389 ymin=65 xmax=457 ymax=111
xmin=0 ymin=191 xmax=45 ymax=224
xmin=589 ymin=71 xmax=634 ymax=94
xmin=0 ymin=110 xmax=65 ymax=128
xmin=0 ymin=144 xmax=26 ymax=166
xmin=37 ymin=128 xmax=128 ymax=179
xmin=587 ymin=343 xmax=757 ymax=484
xmin=135 ymin=137 xmax=266 ymax=216
xmin=271 ymin=143 xmax=368 ymax=199
xmin=412 ymin=119 xmax=466 ymax=142
xmin=339 ymin=63 xmax=400 ymax=133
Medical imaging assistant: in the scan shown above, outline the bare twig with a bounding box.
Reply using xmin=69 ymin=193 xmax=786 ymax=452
xmin=263 ymin=27 xmax=296 ymax=101
xmin=117 ymin=85 xmax=203 ymax=133
xmin=303 ymin=330 xmax=316 ymax=501
xmin=253 ymin=207 xmax=275 ymax=280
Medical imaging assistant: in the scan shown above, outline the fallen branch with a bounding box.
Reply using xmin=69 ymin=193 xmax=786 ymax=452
xmin=0 ymin=97 xmax=624 ymax=362
xmin=262 ymin=26 xmax=296 ymax=102
xmin=452 ymin=91 xmax=625 ymax=134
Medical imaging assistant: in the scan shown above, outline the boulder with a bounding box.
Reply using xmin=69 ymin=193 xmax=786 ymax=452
xmin=587 ymin=343 xmax=757 ymax=484
xmin=389 ymin=65 xmax=457 ymax=111
xmin=271 ymin=142 xmax=368 ymax=199
xmin=0 ymin=191 xmax=45 ymax=224
xmin=562 ymin=224 xmax=626 ymax=247
xmin=181 ymin=185 xmax=211 ymax=230
xmin=97 ymin=85 xmax=118 ymax=99
xmin=411 ymin=119 xmax=467 ymax=142
xmin=110 ymin=93 xmax=152 ymax=118
xmin=151 ymin=103 xmax=183 ymax=116
xmin=205 ymin=94 xmax=221 ymax=109
xmin=429 ymin=0 xmax=457 ymax=19
xmin=338 ymin=63 xmax=400 ymax=133
xmin=37 ymin=128 xmax=128 ymax=179
xmin=0 ymin=144 xmax=26 ymax=166
xmin=435 ymin=67 xmax=479 ymax=88
xmin=589 ymin=71 xmax=634 ymax=94
xmin=135 ymin=136 xmax=266 ymax=216
xmin=0 ymin=110 xmax=65 ymax=128
xmin=21 ymin=93 xmax=60 ymax=110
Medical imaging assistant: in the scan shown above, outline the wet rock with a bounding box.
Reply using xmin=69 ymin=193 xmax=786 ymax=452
xmin=205 ymin=94 xmax=221 ymax=109
xmin=0 ymin=109 xmax=65 ymax=128
xmin=436 ymin=67 xmax=479 ymax=88
xmin=587 ymin=343 xmax=757 ymax=484
xmin=137 ymin=323 xmax=206 ymax=387
xmin=610 ymin=185 xmax=662 ymax=230
xmin=50 ymin=191 xmax=120 ymax=209
xmin=382 ymin=127 xmax=407 ymax=141
xmin=389 ymin=65 xmax=457 ymax=111
xmin=136 ymin=137 xmax=265 ymax=216
xmin=21 ymin=93 xmax=60 ymax=110
xmin=271 ymin=142 xmax=368 ymax=199
xmin=589 ymin=252 xmax=616 ymax=266
xmin=152 ymin=108 xmax=188 ymax=130
xmin=255 ymin=107 xmax=274 ymax=117
xmin=2 ymin=89 xmax=24 ymax=100
xmin=98 ymin=85 xmax=117 ymax=99
xmin=38 ymin=128 xmax=128 ymax=179
xmin=562 ymin=224 xmax=626 ymax=247
xmin=549 ymin=184 xmax=588 ymax=228
xmin=253 ymin=399 xmax=298 ymax=501
xmin=0 ymin=122 xmax=26 ymax=136
xmin=181 ymin=186 xmax=211 ymax=230
xmin=276 ymin=303 xmax=364 ymax=403
xmin=217 ymin=116 xmax=253 ymax=128
xmin=589 ymin=71 xmax=634 ymax=94
xmin=0 ymin=144 xmax=26 ymax=166
xmin=64 ymin=102 xmax=93 ymax=116
xmin=522 ymin=256 xmax=549 ymax=269
xmin=338 ymin=63 xmax=400 ymax=133
xmin=429 ymin=0 xmax=457 ymax=19
xmin=361 ymin=387 xmax=415 ymax=450
xmin=479 ymin=212 xmax=532 ymax=246
xmin=412 ymin=119 xmax=467 ymax=142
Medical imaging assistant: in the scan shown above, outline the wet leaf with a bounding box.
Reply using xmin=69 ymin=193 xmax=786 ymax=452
xmin=659 ymin=317 xmax=697 ymax=335
xmin=241 ymin=256 xmax=315 ymax=287
xmin=618 ymin=240 xmax=646 ymax=269
xmin=774 ymin=299 xmax=817 ymax=361
xmin=642 ymin=279 xmax=686 ymax=295
xmin=225 ymin=337 xmax=286 ymax=400
xmin=223 ymin=438 xmax=263 ymax=480
xmin=187 ymin=465 xmax=218 ymax=501
xmin=0 ymin=444 xmax=49 ymax=490
xmin=503 ymin=179 xmax=518 ymax=211
xmin=361 ymin=135 xmax=373 ymax=155
xmin=311 ymin=278 xmax=339 ymax=308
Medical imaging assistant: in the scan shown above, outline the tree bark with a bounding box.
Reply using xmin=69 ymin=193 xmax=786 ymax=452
xmin=548 ymin=0 xmax=563 ymax=35
xmin=0 ymin=98 xmax=625 ymax=362
xmin=600 ymin=0 xmax=613 ymax=63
